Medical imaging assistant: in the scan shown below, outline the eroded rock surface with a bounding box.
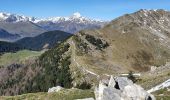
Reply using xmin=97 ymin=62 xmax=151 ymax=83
xmin=95 ymin=76 xmax=155 ymax=100
xmin=48 ymin=86 xmax=63 ymax=93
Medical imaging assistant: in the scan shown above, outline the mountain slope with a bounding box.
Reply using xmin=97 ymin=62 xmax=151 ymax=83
xmin=0 ymin=89 xmax=94 ymax=100
xmin=0 ymin=29 xmax=20 ymax=41
xmin=0 ymin=21 xmax=46 ymax=39
xmin=0 ymin=41 xmax=23 ymax=54
xmin=0 ymin=42 xmax=72 ymax=95
xmin=74 ymin=9 xmax=170 ymax=73
xmin=0 ymin=9 xmax=170 ymax=96
xmin=15 ymin=30 xmax=72 ymax=50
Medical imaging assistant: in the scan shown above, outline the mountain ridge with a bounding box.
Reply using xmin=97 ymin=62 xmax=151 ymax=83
xmin=0 ymin=12 xmax=105 ymax=23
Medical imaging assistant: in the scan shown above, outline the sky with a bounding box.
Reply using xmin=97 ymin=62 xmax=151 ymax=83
xmin=0 ymin=0 xmax=170 ymax=20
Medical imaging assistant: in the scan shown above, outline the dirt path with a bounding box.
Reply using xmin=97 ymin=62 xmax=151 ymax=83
xmin=70 ymin=40 xmax=99 ymax=77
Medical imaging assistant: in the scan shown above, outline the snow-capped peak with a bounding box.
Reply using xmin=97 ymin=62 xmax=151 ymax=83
xmin=0 ymin=12 xmax=11 ymax=20
xmin=0 ymin=12 xmax=36 ymax=22
xmin=0 ymin=12 xmax=104 ymax=24
xmin=72 ymin=12 xmax=81 ymax=18
xmin=35 ymin=12 xmax=104 ymax=23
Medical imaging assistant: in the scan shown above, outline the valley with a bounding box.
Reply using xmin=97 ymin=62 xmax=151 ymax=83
xmin=0 ymin=50 xmax=42 ymax=66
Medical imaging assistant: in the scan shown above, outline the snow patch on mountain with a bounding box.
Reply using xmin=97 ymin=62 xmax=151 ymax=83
xmin=34 ymin=12 xmax=104 ymax=24
xmin=0 ymin=12 xmax=36 ymax=22
xmin=0 ymin=12 xmax=105 ymax=24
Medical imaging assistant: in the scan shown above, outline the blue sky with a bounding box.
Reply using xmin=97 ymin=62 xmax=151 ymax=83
xmin=0 ymin=0 xmax=170 ymax=20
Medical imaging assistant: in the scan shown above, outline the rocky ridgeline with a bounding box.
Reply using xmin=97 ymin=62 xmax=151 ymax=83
xmin=94 ymin=76 xmax=155 ymax=100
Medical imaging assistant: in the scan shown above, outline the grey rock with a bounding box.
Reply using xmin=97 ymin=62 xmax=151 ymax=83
xmin=95 ymin=76 xmax=155 ymax=100
xmin=108 ymin=75 xmax=116 ymax=88
xmin=103 ymin=88 xmax=121 ymax=100
xmin=48 ymin=86 xmax=63 ymax=93
xmin=95 ymin=81 xmax=107 ymax=100
xmin=115 ymin=77 xmax=133 ymax=91
xmin=122 ymin=84 xmax=155 ymax=100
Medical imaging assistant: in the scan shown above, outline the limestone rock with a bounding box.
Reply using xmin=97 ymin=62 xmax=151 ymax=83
xmin=150 ymin=66 xmax=157 ymax=72
xmin=48 ymin=86 xmax=63 ymax=93
xmin=103 ymin=88 xmax=121 ymax=100
xmin=121 ymin=84 xmax=154 ymax=100
xmin=95 ymin=76 xmax=155 ymax=100
xmin=115 ymin=77 xmax=133 ymax=91
xmin=95 ymin=81 xmax=107 ymax=100
xmin=108 ymin=75 xmax=116 ymax=88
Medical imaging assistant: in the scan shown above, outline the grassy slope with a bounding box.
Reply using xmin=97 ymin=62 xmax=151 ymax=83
xmin=0 ymin=89 xmax=94 ymax=100
xmin=152 ymin=88 xmax=170 ymax=100
xmin=0 ymin=41 xmax=23 ymax=54
xmin=0 ymin=50 xmax=42 ymax=66
xmin=15 ymin=30 xmax=72 ymax=51
xmin=156 ymin=96 xmax=170 ymax=100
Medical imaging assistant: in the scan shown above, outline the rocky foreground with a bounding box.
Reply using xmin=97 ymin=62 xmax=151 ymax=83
xmin=94 ymin=76 xmax=155 ymax=100
xmin=47 ymin=76 xmax=155 ymax=100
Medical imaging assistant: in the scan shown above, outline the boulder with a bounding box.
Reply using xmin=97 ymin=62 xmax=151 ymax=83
xmin=95 ymin=76 xmax=155 ymax=100
xmin=48 ymin=86 xmax=63 ymax=93
xmin=108 ymin=75 xmax=116 ymax=88
xmin=95 ymin=81 xmax=107 ymax=100
xmin=121 ymin=84 xmax=155 ymax=100
xmin=102 ymin=88 xmax=121 ymax=100
xmin=150 ymin=66 xmax=157 ymax=72
xmin=114 ymin=77 xmax=133 ymax=91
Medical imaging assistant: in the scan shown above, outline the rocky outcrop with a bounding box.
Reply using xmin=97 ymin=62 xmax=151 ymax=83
xmin=48 ymin=86 xmax=63 ymax=93
xmin=95 ymin=76 xmax=155 ymax=100
xmin=147 ymin=78 xmax=170 ymax=93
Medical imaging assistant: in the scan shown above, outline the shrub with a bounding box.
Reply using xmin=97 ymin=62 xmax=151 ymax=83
xmin=85 ymin=34 xmax=109 ymax=50
xmin=127 ymin=71 xmax=137 ymax=83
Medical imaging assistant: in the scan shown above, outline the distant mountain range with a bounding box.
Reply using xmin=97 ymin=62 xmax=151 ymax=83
xmin=0 ymin=12 xmax=106 ymax=41
xmin=35 ymin=12 xmax=106 ymax=33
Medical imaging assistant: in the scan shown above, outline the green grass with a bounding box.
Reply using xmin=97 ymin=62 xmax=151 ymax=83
xmin=0 ymin=50 xmax=42 ymax=66
xmin=0 ymin=89 xmax=94 ymax=100
xmin=156 ymin=96 xmax=170 ymax=100
xmin=152 ymin=88 xmax=170 ymax=100
xmin=154 ymin=88 xmax=168 ymax=95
